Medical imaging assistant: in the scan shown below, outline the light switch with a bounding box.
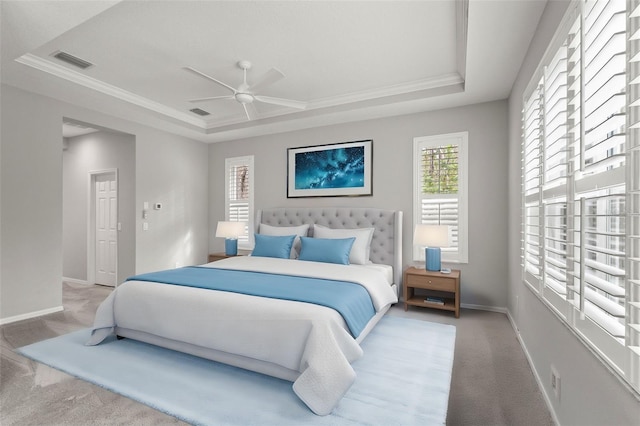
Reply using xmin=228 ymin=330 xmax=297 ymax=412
xmin=143 ymin=222 xmax=149 ymax=231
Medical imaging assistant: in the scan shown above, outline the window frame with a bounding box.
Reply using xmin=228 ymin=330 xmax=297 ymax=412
xmin=224 ymin=155 xmax=254 ymax=250
xmin=413 ymin=131 xmax=469 ymax=264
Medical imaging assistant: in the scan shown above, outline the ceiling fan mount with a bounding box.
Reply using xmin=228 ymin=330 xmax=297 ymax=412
xmin=184 ymin=60 xmax=307 ymax=120
xmin=237 ymin=60 xmax=252 ymax=71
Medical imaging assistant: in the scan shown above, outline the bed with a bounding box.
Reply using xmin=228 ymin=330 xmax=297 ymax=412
xmin=87 ymin=207 xmax=403 ymax=415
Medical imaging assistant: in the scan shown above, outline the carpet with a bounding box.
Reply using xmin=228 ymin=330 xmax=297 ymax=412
xmin=17 ymin=315 xmax=456 ymax=426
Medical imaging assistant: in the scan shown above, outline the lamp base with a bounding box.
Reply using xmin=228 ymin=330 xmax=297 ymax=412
xmin=224 ymin=238 xmax=238 ymax=256
xmin=425 ymin=247 xmax=441 ymax=271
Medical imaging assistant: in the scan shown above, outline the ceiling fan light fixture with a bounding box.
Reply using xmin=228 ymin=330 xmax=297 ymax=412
xmin=235 ymin=93 xmax=254 ymax=104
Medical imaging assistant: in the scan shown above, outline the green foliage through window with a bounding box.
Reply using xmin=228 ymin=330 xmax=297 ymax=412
xmin=421 ymin=145 xmax=458 ymax=194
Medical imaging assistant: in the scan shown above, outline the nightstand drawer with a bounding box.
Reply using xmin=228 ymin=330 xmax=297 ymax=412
xmin=406 ymin=274 xmax=456 ymax=292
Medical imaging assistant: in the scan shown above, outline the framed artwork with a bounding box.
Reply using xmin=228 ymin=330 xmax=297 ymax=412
xmin=287 ymin=139 xmax=373 ymax=198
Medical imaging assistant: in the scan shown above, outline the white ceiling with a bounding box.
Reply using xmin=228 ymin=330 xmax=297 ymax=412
xmin=1 ymin=0 xmax=547 ymax=143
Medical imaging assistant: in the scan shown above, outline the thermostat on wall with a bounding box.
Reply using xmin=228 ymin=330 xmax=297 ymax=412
xmin=154 ymin=203 xmax=162 ymax=210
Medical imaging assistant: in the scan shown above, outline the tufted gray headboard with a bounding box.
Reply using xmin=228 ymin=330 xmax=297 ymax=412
xmin=257 ymin=207 xmax=403 ymax=288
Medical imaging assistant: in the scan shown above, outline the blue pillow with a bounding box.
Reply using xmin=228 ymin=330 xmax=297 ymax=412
xmin=298 ymin=236 xmax=356 ymax=265
xmin=252 ymin=234 xmax=296 ymax=259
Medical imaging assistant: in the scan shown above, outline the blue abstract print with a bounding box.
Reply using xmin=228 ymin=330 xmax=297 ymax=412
xmin=295 ymin=146 xmax=365 ymax=190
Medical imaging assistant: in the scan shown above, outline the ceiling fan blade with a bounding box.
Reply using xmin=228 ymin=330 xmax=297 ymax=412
xmin=254 ymin=95 xmax=307 ymax=110
xmin=248 ymin=68 xmax=285 ymax=92
xmin=188 ymin=95 xmax=234 ymax=103
xmin=183 ymin=67 xmax=236 ymax=94
xmin=242 ymin=102 xmax=258 ymax=121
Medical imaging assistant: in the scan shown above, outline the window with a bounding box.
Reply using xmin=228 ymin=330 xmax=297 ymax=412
xmin=413 ymin=132 xmax=468 ymax=263
xmin=522 ymin=0 xmax=640 ymax=393
xmin=225 ymin=156 xmax=254 ymax=249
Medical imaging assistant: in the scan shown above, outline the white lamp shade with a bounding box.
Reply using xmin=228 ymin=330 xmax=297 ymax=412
xmin=215 ymin=221 xmax=246 ymax=239
xmin=413 ymin=224 xmax=450 ymax=248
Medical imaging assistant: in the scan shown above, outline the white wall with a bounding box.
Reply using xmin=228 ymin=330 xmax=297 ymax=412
xmin=209 ymin=100 xmax=509 ymax=309
xmin=1 ymin=85 xmax=64 ymax=320
xmin=63 ymin=130 xmax=135 ymax=285
xmin=0 ymin=84 xmax=209 ymax=322
xmin=135 ymin=128 xmax=209 ymax=273
xmin=507 ymin=1 xmax=639 ymax=424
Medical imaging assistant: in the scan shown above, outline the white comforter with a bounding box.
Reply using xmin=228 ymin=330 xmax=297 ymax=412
xmin=87 ymin=256 xmax=397 ymax=415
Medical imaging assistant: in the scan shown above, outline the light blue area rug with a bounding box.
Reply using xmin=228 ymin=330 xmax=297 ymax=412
xmin=18 ymin=315 xmax=455 ymax=426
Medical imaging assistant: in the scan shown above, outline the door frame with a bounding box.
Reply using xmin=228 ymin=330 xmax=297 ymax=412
xmin=88 ymin=169 xmax=118 ymax=286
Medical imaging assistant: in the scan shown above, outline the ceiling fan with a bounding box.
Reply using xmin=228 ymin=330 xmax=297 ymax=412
xmin=184 ymin=60 xmax=307 ymax=120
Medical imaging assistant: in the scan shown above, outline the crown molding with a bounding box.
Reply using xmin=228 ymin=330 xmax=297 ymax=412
xmin=201 ymin=72 xmax=465 ymax=129
xmin=15 ymin=53 xmax=207 ymax=128
xmin=16 ymin=53 xmax=465 ymax=133
xmin=456 ymin=0 xmax=469 ymax=80
xmin=309 ymin=72 xmax=464 ymax=109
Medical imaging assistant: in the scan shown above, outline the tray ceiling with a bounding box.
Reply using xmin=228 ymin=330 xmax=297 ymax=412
xmin=1 ymin=1 xmax=547 ymax=143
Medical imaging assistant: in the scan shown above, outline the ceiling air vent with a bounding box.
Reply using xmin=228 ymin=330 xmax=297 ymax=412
xmin=190 ymin=108 xmax=211 ymax=116
xmin=52 ymin=51 xmax=93 ymax=70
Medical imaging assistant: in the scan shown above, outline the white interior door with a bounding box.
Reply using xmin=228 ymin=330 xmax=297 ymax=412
xmin=95 ymin=174 xmax=117 ymax=286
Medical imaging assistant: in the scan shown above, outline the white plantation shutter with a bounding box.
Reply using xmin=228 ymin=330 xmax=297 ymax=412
xmin=413 ymin=132 xmax=468 ymax=263
xmin=627 ymin=0 xmax=640 ymax=382
xmin=225 ymin=156 xmax=254 ymax=248
xmin=522 ymin=0 xmax=640 ymax=392
xmin=543 ymin=38 xmax=570 ymax=300
xmin=565 ymin=10 xmax=583 ymax=329
xmin=573 ymin=0 xmax=628 ymax=359
xmin=523 ymin=79 xmax=543 ymax=289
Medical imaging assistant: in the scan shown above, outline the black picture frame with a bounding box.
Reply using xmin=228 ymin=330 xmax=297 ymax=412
xmin=287 ymin=139 xmax=373 ymax=198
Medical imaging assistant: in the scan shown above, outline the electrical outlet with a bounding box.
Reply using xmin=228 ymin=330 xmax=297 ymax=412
xmin=551 ymin=365 xmax=561 ymax=400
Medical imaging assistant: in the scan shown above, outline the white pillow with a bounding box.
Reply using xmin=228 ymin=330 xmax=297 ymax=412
xmin=312 ymin=224 xmax=374 ymax=265
xmin=258 ymin=223 xmax=310 ymax=258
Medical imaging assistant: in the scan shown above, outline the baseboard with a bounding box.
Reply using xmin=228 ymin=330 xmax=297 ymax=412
xmin=506 ymin=310 xmax=561 ymax=426
xmin=63 ymin=277 xmax=90 ymax=285
xmin=506 ymin=309 xmax=518 ymax=332
xmin=0 ymin=306 xmax=64 ymax=326
xmin=460 ymin=303 xmax=507 ymax=314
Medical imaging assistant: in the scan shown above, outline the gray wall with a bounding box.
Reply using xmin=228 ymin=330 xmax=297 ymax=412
xmin=1 ymin=85 xmax=64 ymax=319
xmin=507 ymin=1 xmax=638 ymax=424
xmin=63 ymin=130 xmax=135 ymax=285
xmin=0 ymin=84 xmax=209 ymax=321
xmin=210 ymin=100 xmax=509 ymax=310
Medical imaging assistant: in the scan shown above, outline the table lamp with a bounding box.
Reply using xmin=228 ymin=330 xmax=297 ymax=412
xmin=413 ymin=224 xmax=450 ymax=271
xmin=216 ymin=221 xmax=246 ymax=256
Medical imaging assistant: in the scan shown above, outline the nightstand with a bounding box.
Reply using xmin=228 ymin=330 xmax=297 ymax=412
xmin=403 ymin=267 xmax=460 ymax=318
xmin=208 ymin=252 xmax=243 ymax=262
